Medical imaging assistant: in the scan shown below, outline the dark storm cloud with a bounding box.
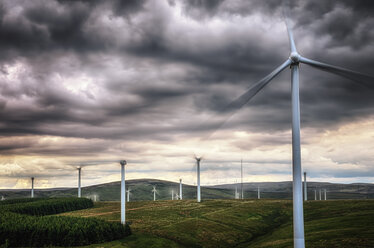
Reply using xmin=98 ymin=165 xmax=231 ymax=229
xmin=0 ymin=0 xmax=373 ymax=153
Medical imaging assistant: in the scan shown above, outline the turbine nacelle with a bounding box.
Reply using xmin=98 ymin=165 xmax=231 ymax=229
xmin=120 ymin=160 xmax=127 ymax=166
xmin=290 ymin=52 xmax=300 ymax=64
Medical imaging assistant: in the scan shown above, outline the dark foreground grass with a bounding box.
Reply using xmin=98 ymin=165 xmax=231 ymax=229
xmin=59 ymin=199 xmax=374 ymax=248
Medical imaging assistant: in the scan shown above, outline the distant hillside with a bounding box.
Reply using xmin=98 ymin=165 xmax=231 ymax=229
xmin=1 ymin=179 xmax=373 ymax=201
xmin=210 ymin=181 xmax=374 ymax=200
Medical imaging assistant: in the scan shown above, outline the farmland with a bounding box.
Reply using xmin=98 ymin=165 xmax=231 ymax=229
xmin=59 ymin=199 xmax=374 ymax=248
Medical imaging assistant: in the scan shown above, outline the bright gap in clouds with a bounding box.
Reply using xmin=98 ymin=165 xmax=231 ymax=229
xmin=1 ymin=117 xmax=373 ymax=189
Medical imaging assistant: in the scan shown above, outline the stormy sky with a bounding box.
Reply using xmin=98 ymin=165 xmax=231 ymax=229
xmin=0 ymin=0 xmax=374 ymax=189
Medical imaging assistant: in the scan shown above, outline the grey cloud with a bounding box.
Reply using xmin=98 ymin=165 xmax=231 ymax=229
xmin=0 ymin=0 xmax=373 ymax=156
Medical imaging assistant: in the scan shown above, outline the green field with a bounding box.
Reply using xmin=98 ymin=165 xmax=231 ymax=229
xmin=58 ymin=199 xmax=374 ymax=248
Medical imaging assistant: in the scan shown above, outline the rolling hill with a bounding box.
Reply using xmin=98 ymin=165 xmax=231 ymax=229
xmin=1 ymin=179 xmax=373 ymax=201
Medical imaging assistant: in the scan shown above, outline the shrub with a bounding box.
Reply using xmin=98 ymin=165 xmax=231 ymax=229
xmin=7 ymin=197 xmax=93 ymax=216
xmin=0 ymin=197 xmax=45 ymax=206
xmin=0 ymin=197 xmax=131 ymax=247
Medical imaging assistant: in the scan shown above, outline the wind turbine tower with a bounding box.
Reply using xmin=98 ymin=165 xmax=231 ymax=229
xmin=241 ymin=159 xmax=244 ymax=199
xmin=303 ymin=172 xmax=307 ymax=201
xmin=120 ymin=160 xmax=127 ymax=225
xmin=195 ymin=157 xmax=202 ymax=202
xmin=172 ymin=189 xmax=174 ymax=200
xmin=31 ymin=177 xmax=34 ymax=198
xmin=126 ymin=188 xmax=131 ymax=202
xmin=324 ymin=189 xmax=327 ymax=200
xmin=77 ymin=167 xmax=82 ymax=198
xmin=152 ymin=186 xmax=157 ymax=201
xmin=314 ymin=189 xmax=317 ymax=201
xmin=235 ymin=185 xmax=238 ymax=199
xmin=179 ymin=179 xmax=183 ymax=200
xmin=257 ymin=186 xmax=260 ymax=199
xmin=319 ymin=189 xmax=322 ymax=201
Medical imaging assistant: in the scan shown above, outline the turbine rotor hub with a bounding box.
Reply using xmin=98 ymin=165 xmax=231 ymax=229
xmin=290 ymin=52 xmax=300 ymax=64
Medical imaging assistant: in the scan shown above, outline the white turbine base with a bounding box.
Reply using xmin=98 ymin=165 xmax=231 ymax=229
xmin=294 ymin=238 xmax=305 ymax=248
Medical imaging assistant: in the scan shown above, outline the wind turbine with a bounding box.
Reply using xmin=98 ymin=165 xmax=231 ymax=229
xmin=319 ymin=189 xmax=322 ymax=201
xmin=314 ymin=189 xmax=317 ymax=201
xmin=195 ymin=157 xmax=202 ymax=202
xmin=31 ymin=177 xmax=34 ymax=198
xmin=235 ymin=184 xmax=238 ymax=199
xmin=303 ymin=172 xmax=307 ymax=201
xmin=152 ymin=186 xmax=158 ymax=201
xmin=324 ymin=189 xmax=327 ymax=200
xmin=120 ymin=160 xmax=127 ymax=225
xmin=206 ymin=16 xmax=374 ymax=247
xmin=171 ymin=189 xmax=174 ymax=200
xmin=257 ymin=185 xmax=260 ymax=199
xmin=240 ymin=159 xmax=244 ymax=199
xmin=126 ymin=188 xmax=131 ymax=202
xmin=77 ymin=166 xmax=82 ymax=198
xmin=179 ymin=178 xmax=183 ymax=200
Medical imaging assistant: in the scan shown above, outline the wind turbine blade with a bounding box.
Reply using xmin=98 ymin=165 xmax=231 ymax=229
xmin=227 ymin=59 xmax=292 ymax=110
xmin=285 ymin=18 xmax=297 ymax=53
xmin=202 ymin=59 xmax=292 ymax=140
xmin=299 ymin=56 xmax=374 ymax=87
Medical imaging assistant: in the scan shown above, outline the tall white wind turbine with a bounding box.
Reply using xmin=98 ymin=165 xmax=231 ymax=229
xmin=77 ymin=166 xmax=82 ymax=198
xmin=206 ymin=16 xmax=373 ymax=248
xmin=120 ymin=160 xmax=127 ymax=225
xmin=31 ymin=177 xmax=34 ymax=198
xmin=195 ymin=157 xmax=202 ymax=202
xmin=179 ymin=178 xmax=183 ymax=200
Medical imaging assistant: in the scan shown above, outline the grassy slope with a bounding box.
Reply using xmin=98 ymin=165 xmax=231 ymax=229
xmin=58 ymin=199 xmax=374 ymax=248
xmin=249 ymin=200 xmax=374 ymax=248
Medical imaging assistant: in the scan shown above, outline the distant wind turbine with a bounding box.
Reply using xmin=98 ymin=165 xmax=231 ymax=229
xmin=324 ymin=189 xmax=327 ymax=200
xmin=152 ymin=186 xmax=158 ymax=201
xmin=257 ymin=185 xmax=260 ymax=199
xmin=241 ymin=159 xmax=244 ymax=199
xmin=171 ymin=189 xmax=174 ymax=200
xmin=120 ymin=160 xmax=127 ymax=225
xmin=179 ymin=178 xmax=183 ymax=200
xmin=319 ymin=189 xmax=322 ymax=201
xmin=31 ymin=177 xmax=34 ymax=198
xmin=235 ymin=185 xmax=238 ymax=199
xmin=77 ymin=166 xmax=82 ymax=198
xmin=195 ymin=157 xmax=202 ymax=202
xmin=204 ymin=15 xmax=373 ymax=247
xmin=126 ymin=188 xmax=131 ymax=202
xmin=303 ymin=172 xmax=307 ymax=201
xmin=314 ymin=189 xmax=317 ymax=201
